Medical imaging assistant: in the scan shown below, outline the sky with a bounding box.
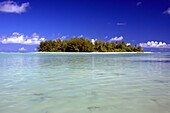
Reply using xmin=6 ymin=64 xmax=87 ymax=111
xmin=0 ymin=0 xmax=170 ymax=52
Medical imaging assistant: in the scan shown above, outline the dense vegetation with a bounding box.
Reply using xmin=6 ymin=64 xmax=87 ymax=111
xmin=37 ymin=37 xmax=143 ymax=52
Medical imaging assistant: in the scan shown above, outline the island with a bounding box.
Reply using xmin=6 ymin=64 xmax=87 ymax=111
xmin=37 ymin=37 xmax=143 ymax=52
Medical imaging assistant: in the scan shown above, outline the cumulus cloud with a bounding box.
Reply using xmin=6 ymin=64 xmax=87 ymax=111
xmin=19 ymin=47 xmax=26 ymax=51
xmin=0 ymin=1 xmax=29 ymax=14
xmin=0 ymin=32 xmax=45 ymax=45
xmin=139 ymin=41 xmax=170 ymax=48
xmin=116 ymin=23 xmax=126 ymax=26
xmin=163 ymin=7 xmax=170 ymax=14
xmin=109 ymin=36 xmax=123 ymax=42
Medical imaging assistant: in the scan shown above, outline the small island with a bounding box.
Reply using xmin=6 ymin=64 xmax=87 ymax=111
xmin=37 ymin=37 xmax=143 ymax=52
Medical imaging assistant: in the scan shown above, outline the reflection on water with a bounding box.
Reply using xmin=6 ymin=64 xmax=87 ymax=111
xmin=0 ymin=53 xmax=170 ymax=113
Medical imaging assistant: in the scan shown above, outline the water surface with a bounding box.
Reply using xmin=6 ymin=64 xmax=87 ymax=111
xmin=0 ymin=52 xmax=170 ymax=113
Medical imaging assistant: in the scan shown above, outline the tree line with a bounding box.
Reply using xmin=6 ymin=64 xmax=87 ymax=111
xmin=37 ymin=37 xmax=143 ymax=52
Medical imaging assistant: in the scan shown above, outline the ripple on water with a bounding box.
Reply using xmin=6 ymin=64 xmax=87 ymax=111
xmin=0 ymin=53 xmax=170 ymax=113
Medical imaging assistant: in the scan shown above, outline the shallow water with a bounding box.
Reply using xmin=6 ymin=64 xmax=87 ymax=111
xmin=0 ymin=52 xmax=170 ymax=113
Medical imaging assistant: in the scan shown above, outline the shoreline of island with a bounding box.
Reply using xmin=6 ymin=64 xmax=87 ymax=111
xmin=34 ymin=52 xmax=153 ymax=54
xmin=0 ymin=52 xmax=154 ymax=54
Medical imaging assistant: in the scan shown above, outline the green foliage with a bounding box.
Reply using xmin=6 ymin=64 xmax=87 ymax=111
xmin=65 ymin=38 xmax=94 ymax=52
xmin=37 ymin=37 xmax=144 ymax=52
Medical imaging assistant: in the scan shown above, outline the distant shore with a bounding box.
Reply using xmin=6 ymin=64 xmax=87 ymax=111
xmin=0 ymin=52 xmax=153 ymax=54
xmin=37 ymin=38 xmax=144 ymax=52
xmin=35 ymin=52 xmax=152 ymax=54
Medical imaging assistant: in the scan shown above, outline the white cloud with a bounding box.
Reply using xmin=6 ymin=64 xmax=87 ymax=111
xmin=109 ymin=36 xmax=123 ymax=42
xmin=136 ymin=2 xmax=142 ymax=6
xmin=19 ymin=47 xmax=26 ymax=51
xmin=0 ymin=32 xmax=45 ymax=45
xmin=126 ymin=43 xmax=131 ymax=46
xmin=139 ymin=41 xmax=170 ymax=48
xmin=12 ymin=32 xmax=20 ymax=35
xmin=0 ymin=1 xmax=29 ymax=14
xmin=91 ymin=38 xmax=97 ymax=45
xmin=116 ymin=23 xmax=126 ymax=26
xmin=163 ymin=7 xmax=170 ymax=14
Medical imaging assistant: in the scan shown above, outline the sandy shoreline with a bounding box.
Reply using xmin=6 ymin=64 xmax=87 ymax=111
xmin=35 ymin=52 xmax=153 ymax=54
xmin=0 ymin=52 xmax=153 ymax=54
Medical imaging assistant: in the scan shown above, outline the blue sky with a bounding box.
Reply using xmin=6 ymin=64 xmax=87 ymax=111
xmin=0 ymin=0 xmax=170 ymax=52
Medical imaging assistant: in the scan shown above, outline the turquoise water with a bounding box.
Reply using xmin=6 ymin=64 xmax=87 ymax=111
xmin=0 ymin=52 xmax=170 ymax=113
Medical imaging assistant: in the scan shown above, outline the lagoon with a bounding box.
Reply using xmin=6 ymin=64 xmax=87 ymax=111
xmin=0 ymin=52 xmax=170 ymax=113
